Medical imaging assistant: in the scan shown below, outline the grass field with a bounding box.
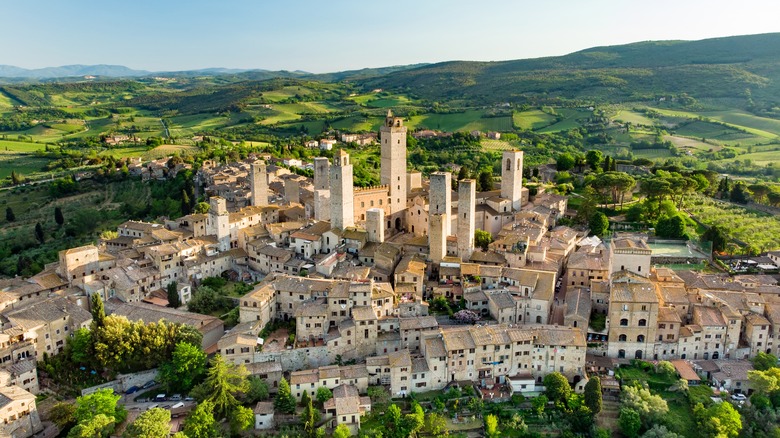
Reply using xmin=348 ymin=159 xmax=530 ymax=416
xmin=612 ymin=109 xmax=656 ymax=126
xmin=406 ymin=110 xmax=513 ymax=132
xmin=348 ymin=93 xmax=416 ymax=108
xmin=513 ymin=109 xmax=556 ymax=130
xmin=664 ymin=135 xmax=718 ymax=151
xmin=632 ymin=148 xmax=674 ymax=159
xmin=648 ymin=107 xmax=776 ymax=142
xmin=261 ymin=86 xmax=319 ymax=103
xmin=0 ymin=153 xmax=50 ymax=179
xmin=0 ymin=91 xmax=16 ymax=109
xmin=721 ymin=148 xmax=780 ymax=166
xmin=0 ymin=140 xmax=47 ymax=152
xmin=537 ymin=108 xmax=591 ymax=133
xmin=331 ymin=116 xmax=383 ymax=132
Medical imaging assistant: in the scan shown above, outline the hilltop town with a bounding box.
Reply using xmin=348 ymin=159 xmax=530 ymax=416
xmin=2 ymin=110 xmax=780 ymax=437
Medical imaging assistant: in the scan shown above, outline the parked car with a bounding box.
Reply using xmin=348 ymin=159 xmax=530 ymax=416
xmin=125 ymin=386 xmax=139 ymax=395
xmin=184 ymin=396 xmax=194 ymax=402
xmin=154 ymin=394 xmax=167 ymax=402
xmin=731 ymin=393 xmax=747 ymax=401
xmin=142 ymin=380 xmax=157 ymax=389
xmin=170 ymin=394 xmax=182 ymax=401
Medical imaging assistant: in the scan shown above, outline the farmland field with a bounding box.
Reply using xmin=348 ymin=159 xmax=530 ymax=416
xmin=685 ymin=195 xmax=780 ymax=251
xmin=612 ymin=109 xmax=655 ymax=126
xmin=537 ymin=108 xmax=591 ymax=133
xmin=0 ymin=153 xmax=50 ymax=179
xmin=513 ymin=109 xmax=556 ymax=130
xmin=663 ymin=135 xmax=717 ymax=151
xmin=0 ymin=140 xmax=46 ymax=152
xmin=481 ymin=139 xmax=515 ymax=151
xmin=721 ymin=148 xmax=780 ymax=166
xmin=631 ymin=148 xmax=673 ymax=159
xmin=406 ymin=110 xmax=513 ymax=132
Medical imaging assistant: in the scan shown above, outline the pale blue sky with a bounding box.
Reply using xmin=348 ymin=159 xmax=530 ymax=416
xmin=1 ymin=0 xmax=777 ymax=72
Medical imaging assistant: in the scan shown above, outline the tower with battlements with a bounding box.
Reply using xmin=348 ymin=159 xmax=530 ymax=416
xmin=380 ymin=110 xmax=407 ymax=230
xmin=330 ymin=149 xmax=354 ymax=230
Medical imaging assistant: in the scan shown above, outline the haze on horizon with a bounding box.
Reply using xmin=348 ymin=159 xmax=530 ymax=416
xmin=2 ymin=0 xmax=778 ymax=73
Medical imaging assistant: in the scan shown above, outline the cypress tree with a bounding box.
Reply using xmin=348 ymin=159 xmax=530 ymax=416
xmin=584 ymin=376 xmax=602 ymax=415
xmin=91 ymin=293 xmax=106 ymax=329
xmin=54 ymin=207 xmax=64 ymax=226
xmin=34 ymin=222 xmax=45 ymax=244
xmin=6 ymin=207 xmax=15 ymax=222
xmin=167 ymin=282 xmax=181 ymax=308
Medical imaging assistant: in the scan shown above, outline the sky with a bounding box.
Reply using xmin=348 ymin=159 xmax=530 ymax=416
xmin=1 ymin=0 xmax=778 ymax=73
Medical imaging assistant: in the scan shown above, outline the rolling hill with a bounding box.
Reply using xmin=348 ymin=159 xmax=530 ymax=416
xmin=358 ymin=33 xmax=780 ymax=108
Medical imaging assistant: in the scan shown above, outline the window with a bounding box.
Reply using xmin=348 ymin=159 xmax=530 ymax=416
xmin=637 ymin=335 xmax=645 ymax=342
xmin=619 ymin=334 xmax=627 ymax=342
xmin=620 ymin=318 xmax=628 ymax=326
xmin=638 ymin=319 xmax=647 ymax=327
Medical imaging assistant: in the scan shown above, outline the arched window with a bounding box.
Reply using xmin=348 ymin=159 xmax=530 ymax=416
xmin=620 ymin=318 xmax=628 ymax=326
xmin=618 ymin=349 xmax=626 ymax=359
xmin=517 ymin=158 xmax=521 ymax=170
xmin=637 ymin=335 xmax=645 ymax=343
xmin=536 ymin=315 xmax=542 ymax=324
xmin=635 ymin=350 xmax=643 ymax=359
xmin=638 ymin=319 xmax=647 ymax=327
xmin=618 ymin=334 xmax=627 ymax=342
xmin=506 ymin=159 xmax=512 ymax=171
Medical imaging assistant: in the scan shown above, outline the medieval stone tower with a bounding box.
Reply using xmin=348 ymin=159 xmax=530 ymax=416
xmin=209 ymin=196 xmax=230 ymax=252
xmin=457 ymin=179 xmax=476 ymax=260
xmin=501 ymin=150 xmax=524 ymax=211
xmin=429 ymin=213 xmax=447 ymax=263
xmin=429 ymin=172 xmax=452 ymax=236
xmin=249 ymin=162 xmax=268 ymax=206
xmin=330 ymin=149 xmax=354 ymax=230
xmin=380 ymin=110 xmax=407 ymax=230
xmin=314 ymin=157 xmax=330 ymax=191
xmin=366 ymin=208 xmax=385 ymax=243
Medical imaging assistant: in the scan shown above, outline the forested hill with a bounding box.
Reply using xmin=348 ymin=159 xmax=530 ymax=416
xmin=357 ymin=33 xmax=780 ymax=109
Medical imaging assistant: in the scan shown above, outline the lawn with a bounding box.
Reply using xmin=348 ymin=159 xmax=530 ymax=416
xmin=513 ymin=109 xmax=556 ymax=130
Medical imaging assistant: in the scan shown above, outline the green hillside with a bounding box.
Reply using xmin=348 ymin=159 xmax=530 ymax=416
xmin=358 ymin=33 xmax=780 ymax=111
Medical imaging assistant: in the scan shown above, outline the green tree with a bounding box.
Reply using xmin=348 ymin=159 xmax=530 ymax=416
xmin=544 ymin=372 xmax=571 ymax=404
xmin=55 ymin=206 xmax=65 ymax=226
xmin=729 ymin=182 xmax=751 ymax=204
xmin=333 ymin=423 xmax=352 ymax=438
xmin=584 ymin=376 xmax=602 ymax=415
xmin=586 ymin=149 xmax=604 ymax=170
xmin=159 ymin=342 xmax=207 ymax=393
xmin=424 ymin=412 xmax=447 ymax=437
xmin=752 ymin=351 xmax=778 ymax=371
xmin=73 ymin=388 xmax=126 ymax=426
xmin=575 ymin=186 xmax=598 ymax=225
xmin=474 ymin=229 xmax=493 ymax=251
xmin=35 ymin=222 xmax=45 ymax=244
xmin=181 ymin=190 xmax=192 ymax=215
xmin=478 ymin=170 xmax=493 ymax=191
xmin=68 ymin=413 xmax=115 ymax=438
xmin=301 ymin=389 xmax=311 ymax=408
xmin=194 ymin=202 xmax=210 ymax=214
xmin=66 ymin=329 xmax=92 ymax=369
xmin=484 ymin=413 xmax=500 ymax=438
xmin=301 ymin=395 xmax=320 ymax=438
xmin=589 ymin=211 xmax=609 ymax=237
xmin=557 ymin=153 xmax=575 ymax=171
xmin=702 ymin=225 xmax=728 ymax=253
xmin=5 ymin=207 xmax=14 ymax=222
xmin=641 ymin=424 xmax=682 ymax=438
xmin=243 ymin=376 xmax=270 ymax=404
xmin=229 ymin=405 xmax=254 ymax=434
xmin=201 ymin=354 xmax=248 ymax=419
xmin=275 ymin=377 xmax=297 ymax=414
xmin=532 ymin=394 xmax=548 ymax=415
xmin=656 ymin=361 xmax=676 ymax=378
xmin=316 ymin=386 xmax=333 ymax=404
xmin=91 ymin=293 xmax=106 ymax=329
xmin=11 ymin=170 xmax=24 ymax=185
xmin=50 ymin=402 xmax=76 ymax=430
xmin=166 ymin=282 xmax=181 ymax=309
xmin=183 ymin=400 xmax=217 ymax=438
xmin=124 ymin=408 xmax=171 ymax=438
xmin=619 ymin=408 xmax=642 ymax=438
xmin=621 ymin=385 xmax=668 ymax=426
xmin=694 ymin=401 xmax=742 ymax=438
xmin=655 ymin=214 xmax=686 ymax=238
